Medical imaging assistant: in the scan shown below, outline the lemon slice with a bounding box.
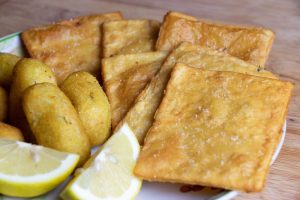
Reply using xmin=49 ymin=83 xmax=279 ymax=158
xmin=60 ymin=123 xmax=142 ymax=200
xmin=0 ymin=139 xmax=79 ymax=197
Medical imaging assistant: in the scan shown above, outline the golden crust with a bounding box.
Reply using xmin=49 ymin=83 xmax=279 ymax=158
xmin=22 ymin=12 xmax=123 ymax=84
xmin=102 ymin=52 xmax=167 ymax=129
xmin=135 ymin=64 xmax=293 ymax=192
xmin=0 ymin=122 xmax=24 ymax=141
xmin=156 ymin=11 xmax=275 ymax=66
xmin=120 ymin=42 xmax=276 ymax=143
xmin=102 ymin=20 xmax=160 ymax=57
xmin=22 ymin=83 xmax=91 ymax=165
xmin=60 ymin=71 xmax=111 ymax=146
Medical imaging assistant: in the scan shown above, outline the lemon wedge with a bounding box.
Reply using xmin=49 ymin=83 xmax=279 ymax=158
xmin=60 ymin=123 xmax=142 ymax=200
xmin=0 ymin=139 xmax=79 ymax=197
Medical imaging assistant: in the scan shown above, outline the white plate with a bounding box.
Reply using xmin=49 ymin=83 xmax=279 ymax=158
xmin=0 ymin=33 xmax=287 ymax=200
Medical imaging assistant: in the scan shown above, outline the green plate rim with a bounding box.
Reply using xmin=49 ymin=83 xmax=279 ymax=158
xmin=0 ymin=32 xmax=20 ymax=42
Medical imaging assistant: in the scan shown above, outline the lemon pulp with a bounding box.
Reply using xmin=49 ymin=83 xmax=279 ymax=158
xmin=0 ymin=139 xmax=79 ymax=197
xmin=60 ymin=123 xmax=142 ymax=200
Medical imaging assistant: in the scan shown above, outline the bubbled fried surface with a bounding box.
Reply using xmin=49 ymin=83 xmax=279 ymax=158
xmin=22 ymin=12 xmax=122 ymax=84
xmin=156 ymin=11 xmax=274 ymax=66
xmin=135 ymin=64 xmax=293 ymax=192
xmin=102 ymin=20 xmax=160 ymax=58
xmin=102 ymin=52 xmax=167 ymax=129
xmin=121 ymin=42 xmax=276 ymax=144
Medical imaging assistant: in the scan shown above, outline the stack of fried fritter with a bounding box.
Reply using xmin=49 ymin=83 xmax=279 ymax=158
xmin=22 ymin=11 xmax=293 ymax=192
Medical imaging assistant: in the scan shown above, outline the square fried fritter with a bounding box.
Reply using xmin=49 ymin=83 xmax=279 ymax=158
xmin=135 ymin=63 xmax=293 ymax=192
xmin=22 ymin=12 xmax=123 ymax=83
xmin=156 ymin=11 xmax=275 ymax=66
xmin=102 ymin=20 xmax=160 ymax=57
xmin=102 ymin=52 xmax=167 ymax=129
xmin=119 ymin=42 xmax=276 ymax=143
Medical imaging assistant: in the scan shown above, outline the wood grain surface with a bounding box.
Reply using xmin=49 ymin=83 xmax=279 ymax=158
xmin=0 ymin=0 xmax=299 ymax=199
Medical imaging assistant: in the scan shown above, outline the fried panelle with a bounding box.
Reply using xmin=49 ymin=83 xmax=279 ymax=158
xmin=156 ymin=11 xmax=275 ymax=66
xmin=102 ymin=52 xmax=167 ymax=129
xmin=102 ymin=20 xmax=160 ymax=57
xmin=135 ymin=64 xmax=293 ymax=192
xmin=22 ymin=12 xmax=123 ymax=83
xmin=118 ymin=42 xmax=276 ymax=143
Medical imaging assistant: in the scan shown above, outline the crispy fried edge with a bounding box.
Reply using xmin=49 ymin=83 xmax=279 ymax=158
xmin=101 ymin=51 xmax=167 ymax=129
xmin=135 ymin=63 xmax=293 ymax=192
xmin=102 ymin=19 xmax=161 ymax=58
xmin=116 ymin=41 xmax=277 ymax=144
xmin=21 ymin=12 xmax=123 ymax=59
xmin=156 ymin=11 xmax=275 ymax=66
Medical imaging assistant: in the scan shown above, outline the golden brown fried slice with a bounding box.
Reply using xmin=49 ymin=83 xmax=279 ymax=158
xmin=135 ymin=64 xmax=293 ymax=192
xmin=22 ymin=12 xmax=122 ymax=83
xmin=117 ymin=42 xmax=276 ymax=143
xmin=102 ymin=52 xmax=167 ymax=129
xmin=156 ymin=11 xmax=275 ymax=66
xmin=102 ymin=20 xmax=160 ymax=57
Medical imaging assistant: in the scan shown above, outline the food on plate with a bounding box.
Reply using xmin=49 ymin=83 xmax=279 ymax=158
xmin=22 ymin=83 xmax=90 ymax=165
xmin=60 ymin=123 xmax=141 ymax=200
xmin=9 ymin=58 xmax=57 ymax=142
xmin=0 ymin=9 xmax=291 ymax=198
xmin=22 ymin=12 xmax=123 ymax=83
xmin=102 ymin=20 xmax=160 ymax=57
xmin=0 ymin=86 xmax=7 ymax=121
xmin=61 ymin=71 xmax=111 ymax=146
xmin=102 ymin=51 xmax=168 ymax=129
xmin=0 ymin=53 xmax=20 ymax=88
xmin=0 ymin=122 xmax=23 ymax=141
xmin=156 ymin=11 xmax=275 ymax=66
xmin=119 ymin=42 xmax=276 ymax=143
xmin=0 ymin=139 xmax=79 ymax=197
xmin=135 ymin=64 xmax=293 ymax=192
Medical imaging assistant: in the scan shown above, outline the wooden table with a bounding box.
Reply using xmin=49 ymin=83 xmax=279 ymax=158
xmin=0 ymin=0 xmax=299 ymax=199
